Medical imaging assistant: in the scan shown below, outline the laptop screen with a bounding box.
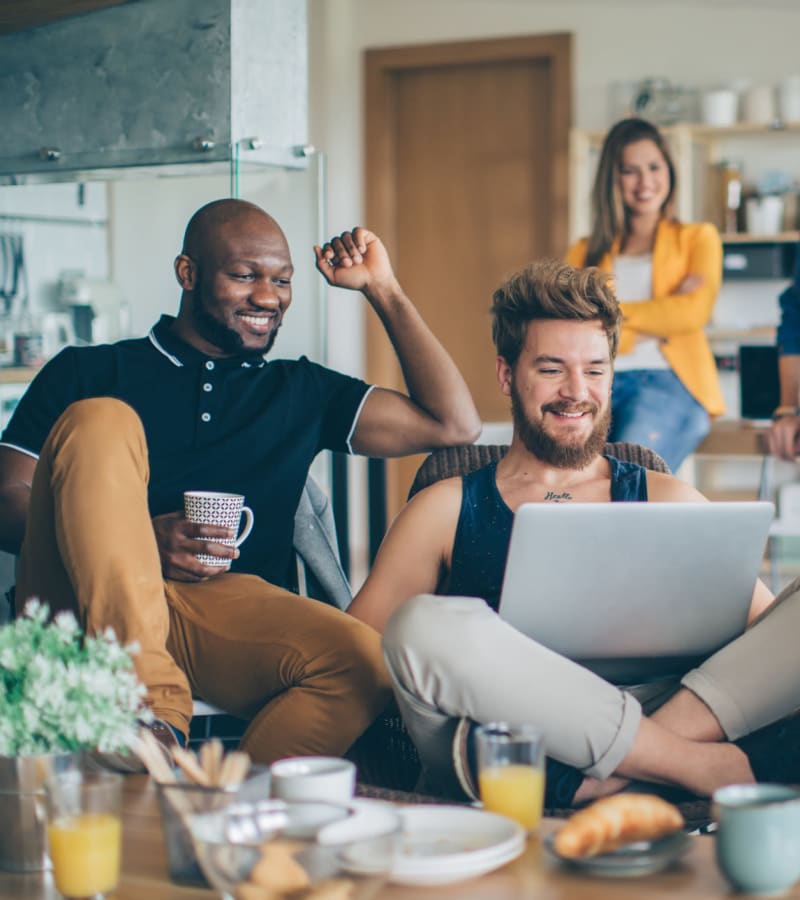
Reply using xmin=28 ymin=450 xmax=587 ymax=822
xmin=498 ymin=501 xmax=774 ymax=683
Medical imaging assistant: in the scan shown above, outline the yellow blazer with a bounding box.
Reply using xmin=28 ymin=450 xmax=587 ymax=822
xmin=566 ymin=219 xmax=725 ymax=416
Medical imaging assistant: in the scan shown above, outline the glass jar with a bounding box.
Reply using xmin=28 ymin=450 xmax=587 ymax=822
xmin=719 ymin=161 xmax=743 ymax=234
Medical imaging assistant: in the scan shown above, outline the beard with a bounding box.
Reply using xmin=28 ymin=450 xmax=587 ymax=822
xmin=511 ymin=382 xmax=610 ymax=470
xmin=191 ymin=275 xmax=279 ymax=357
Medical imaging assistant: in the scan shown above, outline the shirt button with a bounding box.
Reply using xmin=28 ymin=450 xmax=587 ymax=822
xmin=201 ymin=412 xmax=211 ymax=422
xmin=203 ymin=383 xmax=213 ymax=392
xmin=205 ymin=360 xmax=215 ymax=370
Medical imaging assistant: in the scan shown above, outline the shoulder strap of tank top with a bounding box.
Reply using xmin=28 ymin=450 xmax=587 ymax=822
xmin=607 ymin=454 xmax=649 ymax=501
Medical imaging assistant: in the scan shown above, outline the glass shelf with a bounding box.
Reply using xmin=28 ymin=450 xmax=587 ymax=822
xmin=0 ymin=140 xmax=310 ymax=187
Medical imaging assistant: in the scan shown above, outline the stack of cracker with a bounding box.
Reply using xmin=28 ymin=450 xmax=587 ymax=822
xmin=236 ymin=839 xmax=355 ymax=900
xmin=137 ymin=732 xmax=251 ymax=789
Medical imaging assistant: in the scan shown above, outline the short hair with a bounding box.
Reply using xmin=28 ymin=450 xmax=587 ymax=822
xmin=491 ymin=259 xmax=621 ymax=368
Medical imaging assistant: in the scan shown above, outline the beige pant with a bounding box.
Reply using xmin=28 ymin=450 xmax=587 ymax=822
xmin=383 ymin=582 xmax=800 ymax=791
xmin=16 ymin=398 xmax=391 ymax=760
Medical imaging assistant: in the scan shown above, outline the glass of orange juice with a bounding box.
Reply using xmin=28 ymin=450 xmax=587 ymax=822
xmin=476 ymin=722 xmax=545 ymax=835
xmin=45 ymin=771 xmax=123 ymax=899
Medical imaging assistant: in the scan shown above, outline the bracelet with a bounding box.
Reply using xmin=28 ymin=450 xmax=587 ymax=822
xmin=772 ymin=407 xmax=800 ymax=421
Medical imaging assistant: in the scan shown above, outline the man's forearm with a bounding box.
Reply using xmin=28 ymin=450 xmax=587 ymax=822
xmin=777 ymin=355 xmax=800 ymax=409
xmin=365 ymin=280 xmax=481 ymax=444
xmin=767 ymin=355 xmax=800 ymax=460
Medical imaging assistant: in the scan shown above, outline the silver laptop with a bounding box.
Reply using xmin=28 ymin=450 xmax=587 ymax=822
xmin=498 ymin=501 xmax=775 ymax=683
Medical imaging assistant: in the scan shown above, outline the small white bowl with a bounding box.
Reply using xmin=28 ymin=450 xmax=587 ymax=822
xmin=270 ymin=756 xmax=356 ymax=804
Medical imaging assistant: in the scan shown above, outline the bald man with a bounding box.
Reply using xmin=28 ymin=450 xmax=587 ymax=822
xmin=0 ymin=199 xmax=480 ymax=766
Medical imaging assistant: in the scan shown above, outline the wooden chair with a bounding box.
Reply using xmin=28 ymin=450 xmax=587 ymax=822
xmin=351 ymin=440 xmax=670 ymax=792
xmin=408 ymin=441 xmax=670 ymax=499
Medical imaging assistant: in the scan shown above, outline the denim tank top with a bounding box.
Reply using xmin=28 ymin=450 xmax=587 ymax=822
xmin=444 ymin=456 xmax=649 ymax=611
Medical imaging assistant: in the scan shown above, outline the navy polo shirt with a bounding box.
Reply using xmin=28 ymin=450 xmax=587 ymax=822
xmin=1 ymin=315 xmax=372 ymax=589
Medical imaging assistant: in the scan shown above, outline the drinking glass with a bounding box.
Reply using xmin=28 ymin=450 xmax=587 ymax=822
xmin=45 ymin=771 xmax=123 ymax=899
xmin=475 ymin=722 xmax=545 ymax=834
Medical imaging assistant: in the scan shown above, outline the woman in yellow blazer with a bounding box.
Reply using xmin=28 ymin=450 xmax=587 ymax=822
xmin=566 ymin=118 xmax=724 ymax=471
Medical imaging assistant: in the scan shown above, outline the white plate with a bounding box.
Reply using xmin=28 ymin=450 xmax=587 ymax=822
xmin=543 ymin=830 xmax=690 ymax=877
xmin=388 ymin=805 xmax=526 ymax=886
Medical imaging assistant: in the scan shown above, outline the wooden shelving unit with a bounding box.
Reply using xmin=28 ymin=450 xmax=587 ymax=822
xmin=696 ymin=420 xmax=768 ymax=456
xmin=721 ymin=231 xmax=800 ymax=244
xmin=705 ymin=325 xmax=776 ymax=343
xmin=0 ymin=366 xmax=37 ymax=384
xmin=690 ymin=121 xmax=800 ymax=139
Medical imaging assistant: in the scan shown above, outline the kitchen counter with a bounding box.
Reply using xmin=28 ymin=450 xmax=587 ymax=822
xmin=0 ymin=366 xmax=39 ymax=384
xmin=688 ymin=420 xmax=777 ymax=505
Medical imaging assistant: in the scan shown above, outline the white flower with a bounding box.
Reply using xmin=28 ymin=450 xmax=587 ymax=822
xmin=0 ymin=602 xmax=147 ymax=755
xmin=53 ymin=610 xmax=80 ymax=642
xmin=21 ymin=598 xmax=45 ymax=623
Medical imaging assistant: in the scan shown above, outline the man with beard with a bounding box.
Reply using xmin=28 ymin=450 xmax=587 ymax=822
xmin=348 ymin=259 xmax=800 ymax=805
xmin=0 ymin=199 xmax=481 ymax=765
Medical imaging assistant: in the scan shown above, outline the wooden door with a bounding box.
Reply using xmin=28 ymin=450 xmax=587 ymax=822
xmin=365 ymin=34 xmax=572 ymax=522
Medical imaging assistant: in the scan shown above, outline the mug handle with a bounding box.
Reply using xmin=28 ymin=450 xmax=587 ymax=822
xmin=235 ymin=506 xmax=254 ymax=547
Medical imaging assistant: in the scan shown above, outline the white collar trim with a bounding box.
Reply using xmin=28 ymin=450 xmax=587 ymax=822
xmin=148 ymin=330 xmax=184 ymax=368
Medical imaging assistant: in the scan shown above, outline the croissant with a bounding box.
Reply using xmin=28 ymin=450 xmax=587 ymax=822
xmin=552 ymin=793 xmax=684 ymax=859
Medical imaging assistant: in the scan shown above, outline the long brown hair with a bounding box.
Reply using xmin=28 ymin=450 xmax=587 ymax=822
xmin=585 ymin=118 xmax=676 ymax=267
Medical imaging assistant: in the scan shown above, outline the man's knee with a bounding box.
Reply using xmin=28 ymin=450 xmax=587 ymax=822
xmin=383 ymin=594 xmax=483 ymax=690
xmin=345 ymin=617 xmax=391 ymax=681
xmin=42 ymin=397 xmax=147 ymax=465
xmin=316 ymin=611 xmax=393 ymax=702
xmin=48 ymin=398 xmax=144 ymax=449
xmin=383 ymin=594 xmax=441 ymax=665
xmin=383 ymin=594 xmax=484 ymax=668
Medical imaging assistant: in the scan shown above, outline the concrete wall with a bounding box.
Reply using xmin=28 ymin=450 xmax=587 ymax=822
xmin=0 ymin=0 xmax=308 ymax=172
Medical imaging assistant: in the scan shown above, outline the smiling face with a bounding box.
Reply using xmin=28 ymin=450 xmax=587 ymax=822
xmin=498 ymin=318 xmax=612 ymax=468
xmin=618 ymin=138 xmax=671 ymax=221
xmin=174 ymin=205 xmax=293 ymax=357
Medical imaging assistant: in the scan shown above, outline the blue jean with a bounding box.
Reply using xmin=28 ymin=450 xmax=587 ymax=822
xmin=609 ymin=369 xmax=710 ymax=472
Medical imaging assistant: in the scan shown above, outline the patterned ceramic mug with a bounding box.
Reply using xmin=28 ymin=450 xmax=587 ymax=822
xmin=183 ymin=491 xmax=255 ymax=566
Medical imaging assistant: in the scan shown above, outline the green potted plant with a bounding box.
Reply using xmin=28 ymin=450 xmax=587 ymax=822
xmin=0 ymin=599 xmax=147 ymax=871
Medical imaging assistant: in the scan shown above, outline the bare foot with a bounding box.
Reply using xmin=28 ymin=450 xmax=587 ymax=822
xmin=573 ymin=774 xmax=630 ymax=804
xmin=574 ymin=742 xmax=755 ymax=804
xmin=681 ymin=742 xmax=755 ymax=796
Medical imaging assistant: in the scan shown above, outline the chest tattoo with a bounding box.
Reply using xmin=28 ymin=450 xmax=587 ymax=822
xmin=544 ymin=490 xmax=572 ymax=502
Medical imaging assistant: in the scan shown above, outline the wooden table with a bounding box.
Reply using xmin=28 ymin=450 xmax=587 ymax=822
xmin=0 ymin=775 xmax=794 ymax=899
xmin=696 ymin=419 xmax=769 ymax=457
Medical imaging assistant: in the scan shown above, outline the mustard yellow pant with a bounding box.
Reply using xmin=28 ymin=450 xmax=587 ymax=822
xmin=16 ymin=398 xmax=391 ymax=760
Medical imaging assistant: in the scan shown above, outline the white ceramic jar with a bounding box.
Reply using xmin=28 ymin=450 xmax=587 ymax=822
xmin=745 ymin=195 xmax=784 ymax=235
xmin=702 ymin=90 xmax=737 ymax=127
xmin=779 ymin=75 xmax=800 ymax=123
xmin=741 ymin=84 xmax=776 ymax=124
